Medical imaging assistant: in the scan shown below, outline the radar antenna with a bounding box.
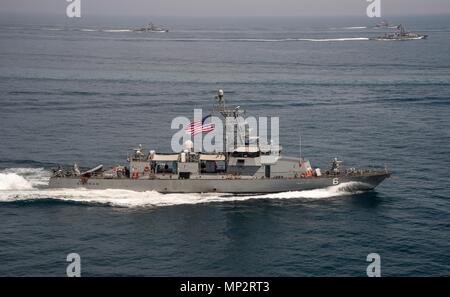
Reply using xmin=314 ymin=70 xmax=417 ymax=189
xmin=213 ymin=89 xmax=245 ymax=118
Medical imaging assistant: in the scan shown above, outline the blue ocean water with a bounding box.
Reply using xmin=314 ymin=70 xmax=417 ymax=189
xmin=0 ymin=15 xmax=449 ymax=276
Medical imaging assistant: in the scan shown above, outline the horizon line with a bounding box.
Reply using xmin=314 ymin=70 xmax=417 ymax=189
xmin=1 ymin=11 xmax=450 ymax=19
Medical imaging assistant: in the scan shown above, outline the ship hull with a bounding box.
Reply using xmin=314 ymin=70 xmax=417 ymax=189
xmin=370 ymin=35 xmax=427 ymax=41
xmin=48 ymin=173 xmax=389 ymax=194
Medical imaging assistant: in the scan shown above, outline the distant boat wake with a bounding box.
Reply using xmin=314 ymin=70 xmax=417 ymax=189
xmin=101 ymin=29 xmax=133 ymax=33
xmin=125 ymin=37 xmax=370 ymax=42
xmin=0 ymin=168 xmax=370 ymax=208
xmin=17 ymin=27 xmax=372 ymax=42
xmin=297 ymin=37 xmax=369 ymax=42
xmin=342 ymin=26 xmax=368 ymax=29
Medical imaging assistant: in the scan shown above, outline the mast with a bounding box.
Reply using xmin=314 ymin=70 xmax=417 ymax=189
xmin=299 ymin=134 xmax=303 ymax=162
xmin=212 ymin=89 xmax=245 ymax=118
xmin=212 ymin=90 xmax=247 ymax=153
xmin=398 ymin=24 xmax=405 ymax=36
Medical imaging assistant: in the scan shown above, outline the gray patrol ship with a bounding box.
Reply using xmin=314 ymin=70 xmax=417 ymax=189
xmin=133 ymin=23 xmax=169 ymax=33
xmin=370 ymin=24 xmax=427 ymax=41
xmin=49 ymin=90 xmax=390 ymax=194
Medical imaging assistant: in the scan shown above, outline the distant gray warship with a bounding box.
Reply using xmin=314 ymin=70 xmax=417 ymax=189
xmin=49 ymin=91 xmax=390 ymax=193
xmin=370 ymin=24 xmax=427 ymax=41
xmin=133 ymin=22 xmax=169 ymax=33
xmin=374 ymin=19 xmax=390 ymax=29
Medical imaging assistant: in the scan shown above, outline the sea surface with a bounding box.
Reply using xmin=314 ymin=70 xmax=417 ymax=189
xmin=0 ymin=14 xmax=449 ymax=276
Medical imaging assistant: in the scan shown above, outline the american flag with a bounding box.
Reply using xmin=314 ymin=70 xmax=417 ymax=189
xmin=185 ymin=115 xmax=215 ymax=136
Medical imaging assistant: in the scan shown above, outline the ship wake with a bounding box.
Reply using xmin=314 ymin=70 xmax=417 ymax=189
xmin=0 ymin=168 xmax=370 ymax=208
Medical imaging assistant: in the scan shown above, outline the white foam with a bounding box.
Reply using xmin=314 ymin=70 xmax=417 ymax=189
xmin=298 ymin=37 xmax=369 ymax=42
xmin=42 ymin=28 xmax=64 ymax=31
xmin=0 ymin=168 xmax=368 ymax=208
xmin=0 ymin=188 xmax=231 ymax=207
xmin=0 ymin=168 xmax=51 ymax=187
xmin=102 ymin=29 xmax=132 ymax=33
xmin=230 ymin=37 xmax=370 ymax=42
xmin=343 ymin=26 xmax=368 ymax=29
xmin=126 ymin=37 xmax=369 ymax=43
xmin=0 ymin=173 xmax=33 ymax=190
xmin=225 ymin=38 xmax=369 ymax=42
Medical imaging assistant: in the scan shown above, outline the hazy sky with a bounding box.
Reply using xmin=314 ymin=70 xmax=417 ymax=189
xmin=1 ymin=0 xmax=450 ymax=17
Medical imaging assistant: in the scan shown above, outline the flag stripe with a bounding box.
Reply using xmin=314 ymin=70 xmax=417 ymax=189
xmin=184 ymin=115 xmax=215 ymax=135
xmin=185 ymin=117 xmax=215 ymax=135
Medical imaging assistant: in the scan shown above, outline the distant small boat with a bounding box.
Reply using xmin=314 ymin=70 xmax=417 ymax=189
xmin=133 ymin=23 xmax=169 ymax=33
xmin=374 ymin=19 xmax=390 ymax=28
xmin=370 ymin=24 xmax=427 ymax=41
